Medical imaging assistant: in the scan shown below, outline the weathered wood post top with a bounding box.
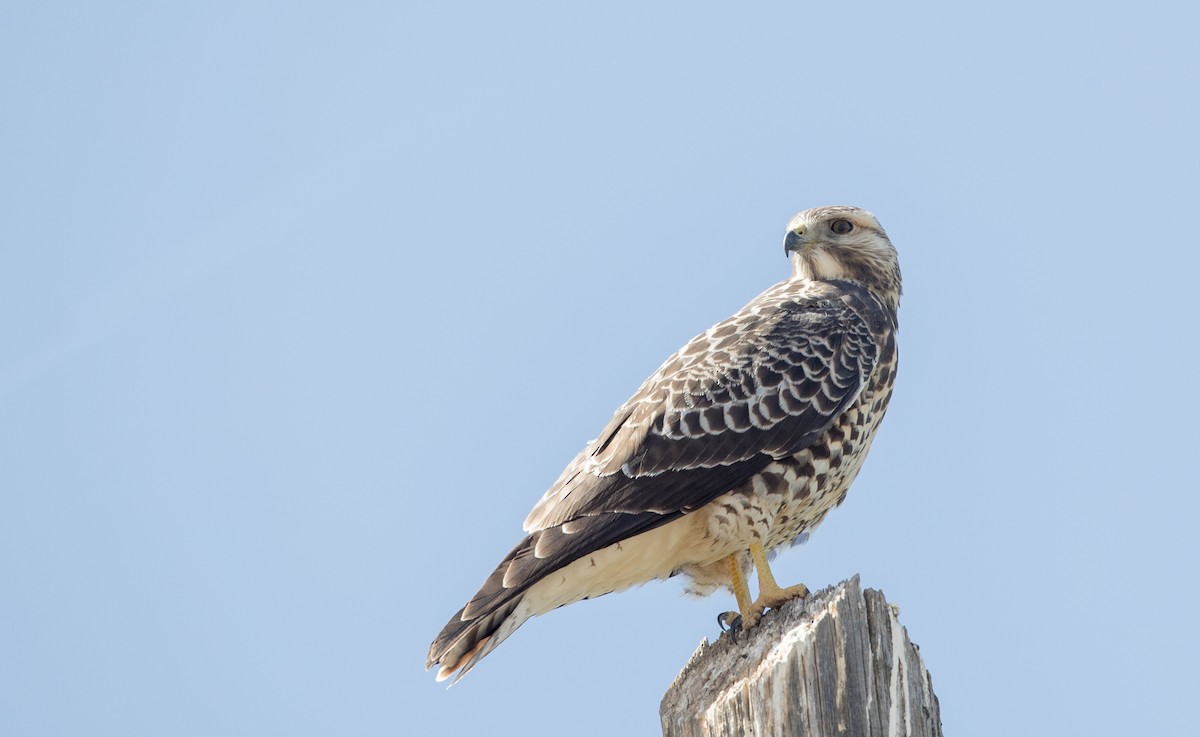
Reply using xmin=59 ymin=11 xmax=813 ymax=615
xmin=660 ymin=576 xmax=942 ymax=737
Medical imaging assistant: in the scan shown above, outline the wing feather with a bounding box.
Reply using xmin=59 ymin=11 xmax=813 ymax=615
xmin=523 ymin=282 xmax=884 ymax=533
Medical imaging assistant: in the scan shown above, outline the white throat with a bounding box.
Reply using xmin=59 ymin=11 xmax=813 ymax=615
xmin=792 ymin=250 xmax=849 ymax=281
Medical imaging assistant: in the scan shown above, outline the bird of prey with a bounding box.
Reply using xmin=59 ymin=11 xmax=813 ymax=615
xmin=427 ymin=206 xmax=901 ymax=683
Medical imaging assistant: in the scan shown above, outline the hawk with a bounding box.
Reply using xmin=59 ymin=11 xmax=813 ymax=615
xmin=427 ymin=206 xmax=901 ymax=683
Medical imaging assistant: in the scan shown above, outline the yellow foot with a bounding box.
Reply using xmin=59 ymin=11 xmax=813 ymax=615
xmin=740 ymin=540 xmax=810 ymax=629
xmin=740 ymin=581 xmax=809 ymax=629
xmin=717 ymin=542 xmax=810 ymax=639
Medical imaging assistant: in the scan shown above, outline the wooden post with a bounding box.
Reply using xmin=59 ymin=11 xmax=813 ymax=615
xmin=660 ymin=576 xmax=942 ymax=737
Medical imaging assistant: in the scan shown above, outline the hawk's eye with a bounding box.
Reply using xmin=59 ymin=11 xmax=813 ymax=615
xmin=830 ymin=219 xmax=854 ymax=235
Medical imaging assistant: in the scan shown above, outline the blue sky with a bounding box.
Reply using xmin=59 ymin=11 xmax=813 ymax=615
xmin=3 ymin=2 xmax=1198 ymax=735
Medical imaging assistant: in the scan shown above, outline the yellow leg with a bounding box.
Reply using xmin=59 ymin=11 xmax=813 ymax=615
xmin=743 ymin=541 xmax=809 ymax=628
xmin=725 ymin=554 xmax=753 ymax=617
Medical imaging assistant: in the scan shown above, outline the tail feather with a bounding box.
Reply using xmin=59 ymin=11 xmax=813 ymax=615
xmin=427 ymin=510 xmax=675 ymax=682
xmin=428 ymin=596 xmax=530 ymax=684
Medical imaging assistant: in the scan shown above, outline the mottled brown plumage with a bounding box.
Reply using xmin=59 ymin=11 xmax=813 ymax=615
xmin=427 ymin=206 xmax=901 ymax=683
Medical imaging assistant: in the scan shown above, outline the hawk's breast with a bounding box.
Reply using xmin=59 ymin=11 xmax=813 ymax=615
xmin=694 ymin=318 xmax=897 ymax=558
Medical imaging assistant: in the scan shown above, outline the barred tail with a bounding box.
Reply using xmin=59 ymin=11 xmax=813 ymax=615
xmin=427 ymin=510 xmax=677 ymax=683
xmin=427 ymin=595 xmax=532 ymax=684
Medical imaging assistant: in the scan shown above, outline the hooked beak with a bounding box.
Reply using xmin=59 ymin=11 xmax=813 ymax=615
xmin=783 ymin=228 xmax=807 ymax=256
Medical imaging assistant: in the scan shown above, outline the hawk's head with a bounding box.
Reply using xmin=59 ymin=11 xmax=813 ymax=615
xmin=784 ymin=205 xmax=901 ymax=310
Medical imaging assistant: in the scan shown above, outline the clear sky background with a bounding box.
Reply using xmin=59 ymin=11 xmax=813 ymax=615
xmin=3 ymin=2 xmax=1198 ymax=736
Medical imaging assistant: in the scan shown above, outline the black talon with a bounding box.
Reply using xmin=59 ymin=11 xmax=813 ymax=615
xmin=717 ymin=611 xmax=743 ymax=642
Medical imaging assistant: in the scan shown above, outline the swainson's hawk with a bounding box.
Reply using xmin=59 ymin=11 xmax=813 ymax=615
xmin=427 ymin=206 xmax=901 ymax=683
